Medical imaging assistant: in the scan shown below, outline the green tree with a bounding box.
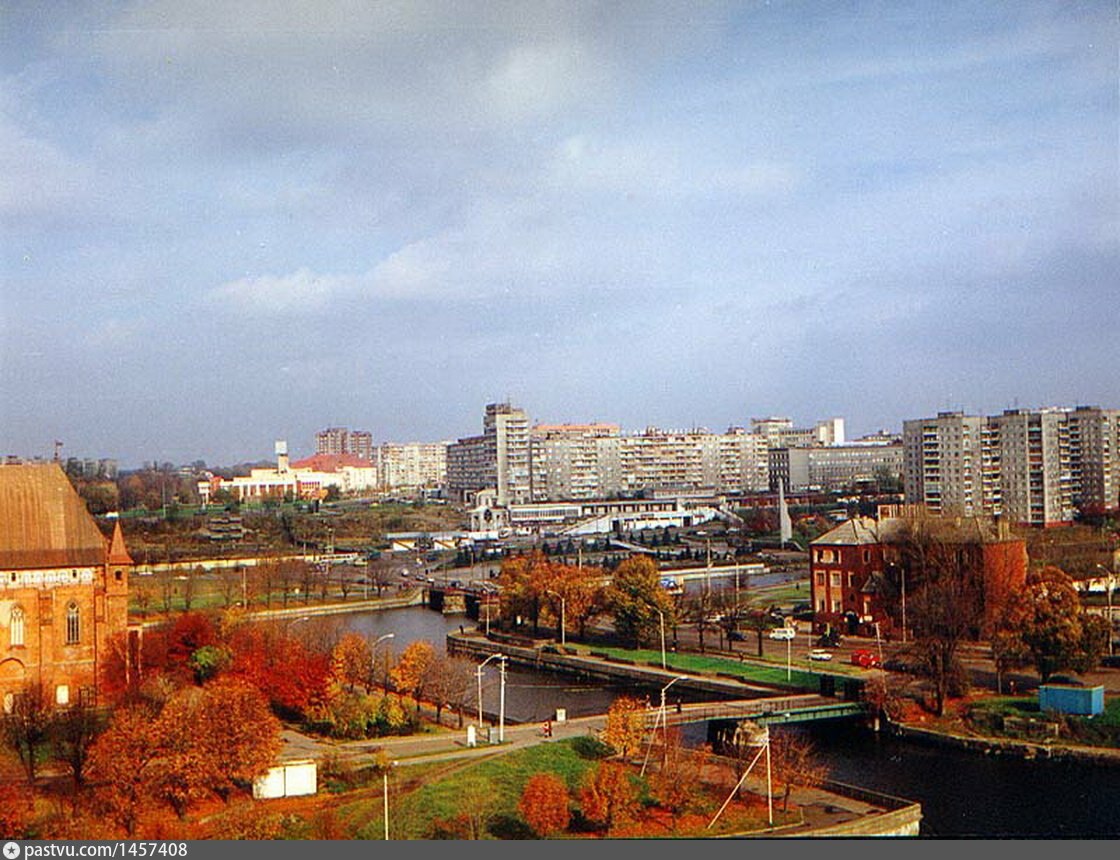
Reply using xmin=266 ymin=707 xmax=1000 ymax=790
xmin=607 ymin=555 xmax=675 ymax=648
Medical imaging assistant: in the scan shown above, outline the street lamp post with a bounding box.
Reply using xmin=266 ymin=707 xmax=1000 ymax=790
xmin=476 ymin=652 xmax=503 ymax=735
xmin=382 ymin=760 xmax=397 ymax=840
xmin=499 ymin=655 xmax=507 ymax=742
xmin=546 ymin=590 xmax=566 ymax=647
xmin=654 ymin=607 xmax=667 ymax=669
xmin=641 ymin=675 xmax=688 ymax=776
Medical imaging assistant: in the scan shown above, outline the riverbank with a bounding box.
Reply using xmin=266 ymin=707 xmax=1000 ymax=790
xmin=887 ymin=715 xmax=1120 ymax=765
xmin=135 ymin=587 xmax=425 ymax=628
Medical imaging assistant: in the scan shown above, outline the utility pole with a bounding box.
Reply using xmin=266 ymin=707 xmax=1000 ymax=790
xmin=499 ymin=656 xmax=507 ymax=742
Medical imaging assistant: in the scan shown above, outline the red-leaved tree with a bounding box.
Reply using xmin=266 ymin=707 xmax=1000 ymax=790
xmin=518 ymin=773 xmax=570 ymax=836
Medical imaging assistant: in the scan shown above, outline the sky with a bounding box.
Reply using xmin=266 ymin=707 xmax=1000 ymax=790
xmin=1 ymin=1 xmax=1117 ymax=468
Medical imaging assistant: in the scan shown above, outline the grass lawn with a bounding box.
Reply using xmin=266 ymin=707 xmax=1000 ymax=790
xmin=567 ymin=643 xmax=862 ymax=689
xmin=334 ymin=737 xmax=795 ymax=839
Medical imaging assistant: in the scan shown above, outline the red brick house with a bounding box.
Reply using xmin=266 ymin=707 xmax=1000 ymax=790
xmin=0 ymin=464 xmax=132 ymax=710
xmin=810 ymin=514 xmax=1027 ymax=639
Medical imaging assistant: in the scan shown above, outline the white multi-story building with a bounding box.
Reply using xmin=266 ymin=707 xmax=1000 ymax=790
xmin=452 ymin=404 xmax=848 ymax=504
xmin=377 ymin=442 xmax=449 ymax=491
xmin=770 ymin=442 xmax=904 ymax=493
xmin=903 ymin=407 xmax=1120 ymax=525
xmin=902 ymin=412 xmax=988 ymax=517
xmin=447 ymin=403 xmax=531 ymax=506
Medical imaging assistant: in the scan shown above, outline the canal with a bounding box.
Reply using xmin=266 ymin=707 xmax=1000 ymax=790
xmin=334 ymin=603 xmax=1120 ymax=838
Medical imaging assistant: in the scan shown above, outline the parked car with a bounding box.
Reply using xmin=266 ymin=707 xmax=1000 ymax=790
xmin=816 ymin=630 xmax=843 ymax=648
xmin=883 ymin=657 xmax=918 ymax=673
xmin=808 ymin=649 xmax=833 ymax=662
xmin=768 ymin=627 xmax=796 ymax=641
xmin=850 ymin=648 xmax=881 ymax=668
xmin=727 ymin=630 xmax=746 ymax=642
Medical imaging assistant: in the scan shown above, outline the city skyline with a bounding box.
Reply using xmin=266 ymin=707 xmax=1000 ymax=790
xmin=2 ymin=2 xmax=1117 ymax=467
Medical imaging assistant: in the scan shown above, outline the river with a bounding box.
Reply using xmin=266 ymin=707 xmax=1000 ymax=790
xmin=333 ymin=603 xmax=1119 ymax=838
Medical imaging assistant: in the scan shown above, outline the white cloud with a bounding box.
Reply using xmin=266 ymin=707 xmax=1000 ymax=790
xmin=209 ymin=268 xmax=360 ymax=314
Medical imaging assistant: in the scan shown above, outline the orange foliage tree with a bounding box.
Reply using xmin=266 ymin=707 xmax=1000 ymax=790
xmin=602 ymin=695 xmax=648 ymax=759
xmin=391 ymin=640 xmax=435 ymax=714
xmin=578 ymin=761 xmax=638 ymax=832
xmin=191 ymin=678 xmax=282 ymax=800
xmin=518 ymin=773 xmax=571 ymax=836
xmin=331 ymin=632 xmax=373 ymax=692
xmin=86 ymin=705 xmax=164 ymax=835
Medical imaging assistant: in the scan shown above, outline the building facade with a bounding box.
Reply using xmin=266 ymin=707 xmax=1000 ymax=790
xmin=769 ymin=442 xmax=904 ymax=493
xmin=0 ymin=464 xmax=132 ymax=710
xmin=377 ymin=441 xmax=449 ymax=491
xmin=447 ymin=403 xmax=531 ymax=506
xmin=809 ymin=513 xmax=1027 ymax=637
xmin=903 ymin=407 xmax=1120 ymax=525
xmin=315 ymin=427 xmax=374 ymax=462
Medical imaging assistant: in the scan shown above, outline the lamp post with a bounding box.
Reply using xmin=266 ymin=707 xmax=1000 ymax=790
xmin=653 ymin=606 xmax=667 ymax=669
xmin=476 ymin=652 xmax=503 ymax=734
xmin=546 ymin=589 xmax=566 ymax=647
xmin=382 ymin=760 xmax=397 ymax=840
xmin=641 ymin=675 xmax=688 ymax=776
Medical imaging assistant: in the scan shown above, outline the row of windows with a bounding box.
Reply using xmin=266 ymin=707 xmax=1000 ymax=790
xmin=7 ymin=603 xmax=81 ymax=648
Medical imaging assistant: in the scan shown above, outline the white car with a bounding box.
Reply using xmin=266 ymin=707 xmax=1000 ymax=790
xmin=808 ymin=649 xmax=833 ymax=662
xmin=768 ymin=627 xmax=796 ymax=641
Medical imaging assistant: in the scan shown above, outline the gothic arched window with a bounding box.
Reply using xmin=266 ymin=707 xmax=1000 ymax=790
xmin=66 ymin=602 xmax=80 ymax=645
xmin=9 ymin=605 xmax=24 ymax=647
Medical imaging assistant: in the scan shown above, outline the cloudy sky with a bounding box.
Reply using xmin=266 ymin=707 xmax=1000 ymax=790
xmin=1 ymin=1 xmax=1116 ymax=467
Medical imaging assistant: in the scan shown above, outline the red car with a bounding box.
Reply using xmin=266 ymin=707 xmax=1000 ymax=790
xmin=850 ymin=649 xmax=881 ymax=668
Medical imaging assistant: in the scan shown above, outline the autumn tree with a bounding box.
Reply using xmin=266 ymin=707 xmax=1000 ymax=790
xmin=391 ymin=639 xmax=436 ymax=714
xmin=607 ymin=554 xmax=675 ymax=648
xmin=648 ymin=727 xmax=706 ymax=817
xmin=50 ymin=699 xmax=106 ymax=790
xmin=457 ymin=776 xmax=497 ymax=839
xmin=425 ymin=653 xmax=475 ymax=725
xmin=518 ymin=773 xmax=571 ymax=836
xmin=891 ymin=522 xmax=985 ymax=715
xmin=769 ymin=729 xmax=829 ymax=812
xmin=1 ymin=683 xmax=52 ymax=785
xmin=499 ymin=551 xmax=552 ymax=633
xmin=331 ymin=633 xmax=373 ymax=693
xmin=191 ymin=678 xmax=282 ymax=801
xmin=991 ymin=566 xmax=1110 ymax=683
xmin=578 ymin=761 xmax=638 ymax=832
xmin=87 ymin=705 xmax=164 ymax=835
xmin=602 ymin=695 xmax=648 ymax=760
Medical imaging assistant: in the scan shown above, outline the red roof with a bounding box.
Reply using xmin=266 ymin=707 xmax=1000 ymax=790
xmin=290 ymin=453 xmax=372 ymax=472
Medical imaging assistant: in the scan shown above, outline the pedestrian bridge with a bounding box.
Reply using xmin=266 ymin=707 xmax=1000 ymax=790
xmin=655 ymin=694 xmax=867 ymax=729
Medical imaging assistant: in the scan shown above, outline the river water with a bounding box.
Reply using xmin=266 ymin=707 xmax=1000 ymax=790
xmin=334 ymin=603 xmax=1120 ymax=838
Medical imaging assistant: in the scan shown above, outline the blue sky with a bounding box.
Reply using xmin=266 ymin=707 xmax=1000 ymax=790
xmin=1 ymin=1 xmax=1116 ymax=467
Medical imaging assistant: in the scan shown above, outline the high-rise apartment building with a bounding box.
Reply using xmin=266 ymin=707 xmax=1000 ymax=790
xmin=314 ymin=427 xmax=373 ymax=461
xmin=451 ymin=404 xmax=851 ymax=505
xmin=447 ymin=403 xmax=531 ymax=506
xmin=529 ymin=424 xmax=621 ymax=501
xmin=377 ymin=442 xmax=449 ymax=490
xmin=903 ymin=407 xmax=1120 ymax=525
xmin=902 ymin=412 xmax=988 ymax=517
